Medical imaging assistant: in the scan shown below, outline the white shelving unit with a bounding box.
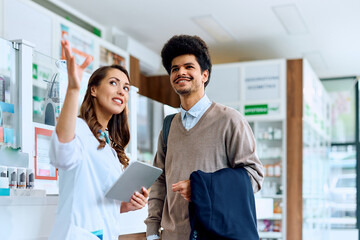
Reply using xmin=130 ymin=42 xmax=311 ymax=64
xmin=207 ymin=59 xmax=287 ymax=240
xmin=251 ymin=119 xmax=286 ymax=239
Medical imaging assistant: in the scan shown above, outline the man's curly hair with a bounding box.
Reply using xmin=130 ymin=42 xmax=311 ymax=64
xmin=161 ymin=35 xmax=212 ymax=87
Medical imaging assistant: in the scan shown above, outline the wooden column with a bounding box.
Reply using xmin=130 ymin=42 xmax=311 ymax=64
xmin=139 ymin=74 xmax=180 ymax=108
xmin=286 ymin=59 xmax=303 ymax=240
xmin=129 ymin=55 xmax=180 ymax=108
xmin=130 ymin=55 xmax=141 ymax=87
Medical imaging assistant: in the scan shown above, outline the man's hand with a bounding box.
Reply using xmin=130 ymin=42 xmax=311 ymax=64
xmin=172 ymin=180 xmax=191 ymax=202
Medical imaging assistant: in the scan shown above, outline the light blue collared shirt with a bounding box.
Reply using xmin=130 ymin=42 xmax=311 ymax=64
xmin=180 ymin=94 xmax=212 ymax=131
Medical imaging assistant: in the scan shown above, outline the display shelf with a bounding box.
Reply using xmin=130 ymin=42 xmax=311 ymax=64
xmin=257 ymin=138 xmax=283 ymax=141
xmin=260 ymin=194 xmax=283 ymax=199
xmin=259 ymin=231 xmax=282 ymax=238
xmin=260 ymin=156 xmax=282 ymax=160
xmin=250 ymin=120 xmax=286 ymax=240
xmin=258 ymin=213 xmax=282 ymax=220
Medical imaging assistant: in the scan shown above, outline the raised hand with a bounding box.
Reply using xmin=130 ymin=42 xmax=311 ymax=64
xmin=56 ymin=40 xmax=93 ymax=143
xmin=61 ymin=40 xmax=93 ymax=91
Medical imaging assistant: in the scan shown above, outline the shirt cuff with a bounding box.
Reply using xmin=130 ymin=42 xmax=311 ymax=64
xmin=147 ymin=235 xmax=160 ymax=240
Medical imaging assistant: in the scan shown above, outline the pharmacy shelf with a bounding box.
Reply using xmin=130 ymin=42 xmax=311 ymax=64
xmin=258 ymin=213 xmax=282 ymax=220
xmin=259 ymin=194 xmax=283 ymax=199
xmin=259 ymin=231 xmax=282 ymax=238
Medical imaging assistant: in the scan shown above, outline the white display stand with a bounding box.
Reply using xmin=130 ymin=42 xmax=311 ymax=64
xmin=207 ymin=59 xmax=287 ymax=239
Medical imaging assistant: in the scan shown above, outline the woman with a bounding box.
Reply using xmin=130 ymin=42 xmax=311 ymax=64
xmin=49 ymin=40 xmax=149 ymax=240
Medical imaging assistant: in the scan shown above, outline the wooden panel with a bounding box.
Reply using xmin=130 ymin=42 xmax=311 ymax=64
xmin=118 ymin=232 xmax=146 ymax=240
xmin=129 ymin=54 xmax=179 ymax=108
xmin=130 ymin=55 xmax=141 ymax=88
xmin=286 ymin=59 xmax=303 ymax=240
xmin=138 ymin=74 xmax=180 ymax=108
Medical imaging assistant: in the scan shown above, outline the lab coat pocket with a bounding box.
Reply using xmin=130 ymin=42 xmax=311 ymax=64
xmin=69 ymin=224 xmax=103 ymax=240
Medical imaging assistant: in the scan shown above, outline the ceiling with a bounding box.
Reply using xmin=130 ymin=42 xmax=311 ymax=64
xmin=57 ymin=0 xmax=360 ymax=78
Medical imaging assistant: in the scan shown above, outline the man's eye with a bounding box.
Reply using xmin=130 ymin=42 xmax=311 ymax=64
xmin=171 ymin=68 xmax=178 ymax=72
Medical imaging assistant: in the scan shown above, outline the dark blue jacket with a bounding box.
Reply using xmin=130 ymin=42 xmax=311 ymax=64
xmin=189 ymin=167 xmax=258 ymax=240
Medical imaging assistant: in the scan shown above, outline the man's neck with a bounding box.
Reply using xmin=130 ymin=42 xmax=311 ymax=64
xmin=180 ymin=93 xmax=204 ymax=111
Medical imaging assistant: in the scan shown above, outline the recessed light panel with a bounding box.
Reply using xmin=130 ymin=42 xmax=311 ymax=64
xmin=192 ymin=15 xmax=235 ymax=43
xmin=272 ymin=4 xmax=310 ymax=35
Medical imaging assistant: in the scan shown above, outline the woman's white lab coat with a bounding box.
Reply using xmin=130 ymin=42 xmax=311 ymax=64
xmin=48 ymin=117 xmax=123 ymax=240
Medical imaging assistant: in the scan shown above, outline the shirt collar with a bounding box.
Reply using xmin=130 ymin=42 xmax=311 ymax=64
xmin=180 ymin=94 xmax=211 ymax=119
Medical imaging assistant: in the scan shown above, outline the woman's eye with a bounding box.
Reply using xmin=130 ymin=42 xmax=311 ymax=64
xmin=110 ymin=81 xmax=117 ymax=86
xmin=124 ymin=86 xmax=130 ymax=92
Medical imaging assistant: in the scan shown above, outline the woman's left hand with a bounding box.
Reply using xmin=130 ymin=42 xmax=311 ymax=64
xmin=120 ymin=187 xmax=149 ymax=213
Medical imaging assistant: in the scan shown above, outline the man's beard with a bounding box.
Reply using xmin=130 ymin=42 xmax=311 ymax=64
xmin=175 ymin=88 xmax=191 ymax=96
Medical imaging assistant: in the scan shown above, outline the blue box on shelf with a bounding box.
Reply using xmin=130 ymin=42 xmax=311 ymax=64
xmin=0 ymin=188 xmax=10 ymax=196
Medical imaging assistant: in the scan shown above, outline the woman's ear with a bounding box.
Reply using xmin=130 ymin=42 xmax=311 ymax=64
xmin=90 ymin=86 xmax=97 ymax=97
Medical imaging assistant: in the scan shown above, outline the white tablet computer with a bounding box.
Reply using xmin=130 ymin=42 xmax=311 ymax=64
xmin=105 ymin=161 xmax=162 ymax=202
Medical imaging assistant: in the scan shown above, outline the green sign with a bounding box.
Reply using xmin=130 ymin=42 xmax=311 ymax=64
xmin=32 ymin=63 xmax=38 ymax=79
xmin=245 ymin=104 xmax=268 ymax=115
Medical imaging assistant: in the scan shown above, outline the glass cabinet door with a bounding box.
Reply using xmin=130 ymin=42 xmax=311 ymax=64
xmin=32 ymin=51 xmax=69 ymax=126
xmin=0 ymin=37 xmax=18 ymax=148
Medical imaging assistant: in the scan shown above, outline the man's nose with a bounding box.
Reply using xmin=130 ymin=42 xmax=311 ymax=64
xmin=178 ymin=67 xmax=186 ymax=76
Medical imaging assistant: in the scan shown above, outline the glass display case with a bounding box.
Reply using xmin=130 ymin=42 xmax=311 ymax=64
xmin=33 ymin=51 xmax=65 ymax=126
xmin=302 ymin=60 xmax=332 ymax=239
xmin=250 ymin=120 xmax=286 ymax=240
xmin=302 ymin=121 xmax=331 ymax=239
xmin=0 ymin=37 xmax=19 ymax=148
xmin=32 ymin=50 xmax=91 ymax=127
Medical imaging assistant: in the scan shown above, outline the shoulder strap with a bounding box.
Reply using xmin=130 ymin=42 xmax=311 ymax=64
xmin=162 ymin=113 xmax=176 ymax=155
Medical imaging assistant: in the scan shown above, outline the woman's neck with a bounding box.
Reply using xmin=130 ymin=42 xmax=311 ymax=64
xmin=95 ymin=110 xmax=111 ymax=131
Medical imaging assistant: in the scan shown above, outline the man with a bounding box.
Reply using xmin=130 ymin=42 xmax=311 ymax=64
xmin=145 ymin=35 xmax=264 ymax=240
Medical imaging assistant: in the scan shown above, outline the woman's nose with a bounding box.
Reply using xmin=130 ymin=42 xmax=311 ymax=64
xmin=118 ymin=87 xmax=125 ymax=95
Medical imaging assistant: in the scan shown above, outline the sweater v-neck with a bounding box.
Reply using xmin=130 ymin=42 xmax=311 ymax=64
xmin=176 ymin=102 xmax=216 ymax=135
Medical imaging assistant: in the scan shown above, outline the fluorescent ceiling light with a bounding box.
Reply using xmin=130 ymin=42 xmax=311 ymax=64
xmin=272 ymin=4 xmax=309 ymax=35
xmin=192 ymin=15 xmax=235 ymax=43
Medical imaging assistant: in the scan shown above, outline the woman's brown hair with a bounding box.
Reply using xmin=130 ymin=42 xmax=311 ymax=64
xmin=79 ymin=65 xmax=130 ymax=168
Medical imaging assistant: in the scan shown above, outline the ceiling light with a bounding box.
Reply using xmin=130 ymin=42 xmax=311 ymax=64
xmin=192 ymin=15 xmax=235 ymax=43
xmin=272 ymin=4 xmax=309 ymax=35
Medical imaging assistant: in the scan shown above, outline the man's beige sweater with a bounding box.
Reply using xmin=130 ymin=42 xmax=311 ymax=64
xmin=145 ymin=102 xmax=264 ymax=240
